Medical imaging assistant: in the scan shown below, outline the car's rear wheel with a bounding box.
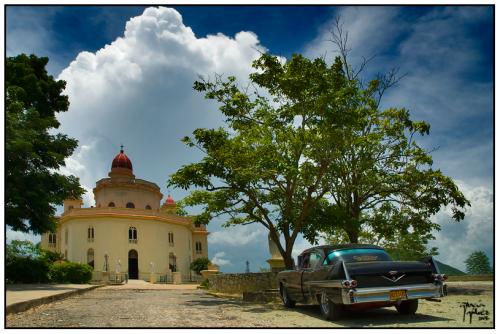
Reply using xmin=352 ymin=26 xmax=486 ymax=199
xmin=280 ymin=284 xmax=296 ymax=308
xmin=319 ymin=291 xmax=343 ymax=320
xmin=395 ymin=299 xmax=419 ymax=315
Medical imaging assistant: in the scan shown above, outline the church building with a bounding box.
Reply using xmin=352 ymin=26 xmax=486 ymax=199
xmin=40 ymin=148 xmax=209 ymax=282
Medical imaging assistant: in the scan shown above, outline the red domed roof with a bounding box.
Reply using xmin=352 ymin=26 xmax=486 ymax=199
xmin=165 ymin=195 xmax=175 ymax=204
xmin=112 ymin=149 xmax=133 ymax=171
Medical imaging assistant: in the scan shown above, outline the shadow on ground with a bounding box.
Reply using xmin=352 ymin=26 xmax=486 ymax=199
xmin=6 ymin=285 xmax=92 ymax=292
xmin=272 ymin=304 xmax=454 ymax=327
xmin=184 ymin=297 xmax=243 ymax=307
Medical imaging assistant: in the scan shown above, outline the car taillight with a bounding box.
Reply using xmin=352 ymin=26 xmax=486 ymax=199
xmin=432 ymin=274 xmax=448 ymax=281
xmin=342 ymin=280 xmax=358 ymax=288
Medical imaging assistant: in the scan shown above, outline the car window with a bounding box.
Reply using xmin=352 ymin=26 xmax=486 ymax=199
xmin=323 ymin=248 xmax=392 ymax=265
xmin=309 ymin=252 xmax=323 ymax=268
xmin=300 ymin=253 xmax=311 ymax=269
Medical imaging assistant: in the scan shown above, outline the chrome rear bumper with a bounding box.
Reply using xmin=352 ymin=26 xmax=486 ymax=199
xmin=341 ymin=283 xmax=446 ymax=305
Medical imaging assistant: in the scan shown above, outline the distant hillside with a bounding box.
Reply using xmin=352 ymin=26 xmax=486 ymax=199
xmin=435 ymin=260 xmax=466 ymax=276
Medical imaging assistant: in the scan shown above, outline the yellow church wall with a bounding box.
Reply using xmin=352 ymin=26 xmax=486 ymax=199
xmin=192 ymin=232 xmax=209 ymax=260
xmin=39 ymin=148 xmax=209 ymax=282
xmin=57 ymin=215 xmax=198 ymax=279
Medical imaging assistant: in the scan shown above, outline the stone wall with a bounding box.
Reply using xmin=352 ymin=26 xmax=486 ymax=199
xmin=208 ymin=272 xmax=278 ymax=294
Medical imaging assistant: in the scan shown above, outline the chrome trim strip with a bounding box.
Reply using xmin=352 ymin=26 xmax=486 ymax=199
xmin=342 ymin=283 xmax=443 ymax=305
xmin=342 ymin=261 xmax=351 ymax=280
xmin=381 ymin=273 xmax=406 ymax=283
xmin=430 ymin=257 xmax=441 ymax=274
xmin=303 ymin=280 xmax=344 ymax=288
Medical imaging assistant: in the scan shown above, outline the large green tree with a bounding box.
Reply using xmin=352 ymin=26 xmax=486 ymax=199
xmin=6 ymin=54 xmax=84 ymax=234
xmin=465 ymin=251 xmax=492 ymax=275
xmin=169 ymin=52 xmax=469 ymax=269
xmin=169 ymin=54 xmax=351 ymax=269
xmin=303 ymin=22 xmax=470 ymax=251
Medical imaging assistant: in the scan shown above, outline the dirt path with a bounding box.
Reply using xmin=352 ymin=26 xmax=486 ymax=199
xmin=6 ymin=288 xmax=493 ymax=328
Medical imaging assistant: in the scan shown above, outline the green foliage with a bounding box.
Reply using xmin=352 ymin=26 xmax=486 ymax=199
xmin=322 ymin=228 xmax=438 ymax=261
xmin=41 ymin=249 xmax=65 ymax=263
xmin=465 ymin=251 xmax=492 ymax=275
xmin=49 ymin=262 xmax=93 ymax=283
xmin=307 ymin=67 xmax=470 ymax=246
xmin=6 ymin=239 xmax=66 ymax=284
xmin=170 ymin=50 xmax=469 ymax=269
xmin=170 ymin=54 xmax=353 ymax=269
xmin=190 ymin=257 xmax=210 ymax=275
xmin=200 ymin=278 xmax=209 ymax=289
xmin=6 ymin=239 xmax=40 ymax=259
xmin=6 ymin=256 xmax=51 ymax=284
xmin=6 ymin=240 xmax=54 ymax=283
xmin=6 ymin=54 xmax=84 ymax=234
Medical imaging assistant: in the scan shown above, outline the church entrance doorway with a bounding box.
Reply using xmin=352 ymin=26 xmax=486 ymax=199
xmin=128 ymin=249 xmax=138 ymax=279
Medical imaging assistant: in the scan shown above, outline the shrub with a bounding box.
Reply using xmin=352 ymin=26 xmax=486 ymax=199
xmin=200 ymin=278 xmax=209 ymax=289
xmin=190 ymin=257 xmax=210 ymax=275
xmin=49 ymin=262 xmax=93 ymax=283
xmin=6 ymin=257 xmax=51 ymax=283
xmin=6 ymin=240 xmax=52 ymax=283
xmin=41 ymin=249 xmax=64 ymax=263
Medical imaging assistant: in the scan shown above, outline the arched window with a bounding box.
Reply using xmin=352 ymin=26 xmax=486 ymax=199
xmin=88 ymin=226 xmax=94 ymax=242
xmin=65 ymin=229 xmax=68 ymax=245
xmin=68 ymin=205 xmax=74 ymax=210
xmin=108 ymin=202 xmax=115 ymax=207
xmin=196 ymin=241 xmax=202 ymax=254
xmin=169 ymin=253 xmax=177 ymax=272
xmin=145 ymin=205 xmax=152 ymax=210
xmin=168 ymin=232 xmax=174 ymax=247
xmin=48 ymin=233 xmax=56 ymax=245
xmin=126 ymin=202 xmax=135 ymax=209
xmin=87 ymin=248 xmax=94 ymax=269
xmin=129 ymin=227 xmax=137 ymax=243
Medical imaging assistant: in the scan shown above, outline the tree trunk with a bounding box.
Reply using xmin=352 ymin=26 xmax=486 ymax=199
xmin=346 ymin=228 xmax=359 ymax=244
xmin=283 ymin=253 xmax=295 ymax=270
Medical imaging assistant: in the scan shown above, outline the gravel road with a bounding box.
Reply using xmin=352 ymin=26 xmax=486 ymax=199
xmin=6 ymin=287 xmax=493 ymax=328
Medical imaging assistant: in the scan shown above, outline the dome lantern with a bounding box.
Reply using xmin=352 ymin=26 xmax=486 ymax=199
xmin=109 ymin=145 xmax=134 ymax=178
xmin=161 ymin=194 xmax=177 ymax=213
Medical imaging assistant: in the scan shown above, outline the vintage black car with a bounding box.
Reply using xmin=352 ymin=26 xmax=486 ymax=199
xmin=277 ymin=244 xmax=448 ymax=320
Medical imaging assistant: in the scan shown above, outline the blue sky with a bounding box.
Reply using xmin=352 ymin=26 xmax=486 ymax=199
xmin=6 ymin=5 xmax=493 ymax=272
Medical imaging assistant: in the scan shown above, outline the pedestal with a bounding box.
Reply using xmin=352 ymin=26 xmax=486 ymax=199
xmin=150 ymin=273 xmax=156 ymax=284
xmin=172 ymin=272 xmax=182 ymax=284
xmin=200 ymin=269 xmax=219 ymax=279
xmin=266 ymin=258 xmax=286 ymax=273
xmin=101 ymin=271 xmax=110 ymax=283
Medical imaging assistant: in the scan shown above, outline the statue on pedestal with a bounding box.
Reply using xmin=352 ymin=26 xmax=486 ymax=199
xmin=116 ymin=259 xmax=121 ymax=273
xmin=266 ymin=232 xmax=286 ymax=272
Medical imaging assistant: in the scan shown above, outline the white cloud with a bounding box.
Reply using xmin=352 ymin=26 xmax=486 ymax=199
xmin=430 ymin=180 xmax=493 ymax=271
xmin=209 ymin=224 xmax=268 ymax=247
xmin=55 ymin=6 xmax=267 ymax=208
xmin=211 ymin=251 xmax=231 ymax=266
xmin=6 ymin=228 xmax=41 ymax=244
xmin=304 ymin=6 xmax=405 ymax=65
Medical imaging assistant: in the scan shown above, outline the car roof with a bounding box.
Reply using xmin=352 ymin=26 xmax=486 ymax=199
xmin=299 ymin=244 xmax=384 ymax=256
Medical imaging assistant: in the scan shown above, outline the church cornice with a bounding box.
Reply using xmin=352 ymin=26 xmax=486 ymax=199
xmin=93 ymin=180 xmax=163 ymax=198
xmin=58 ymin=207 xmax=206 ymax=232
